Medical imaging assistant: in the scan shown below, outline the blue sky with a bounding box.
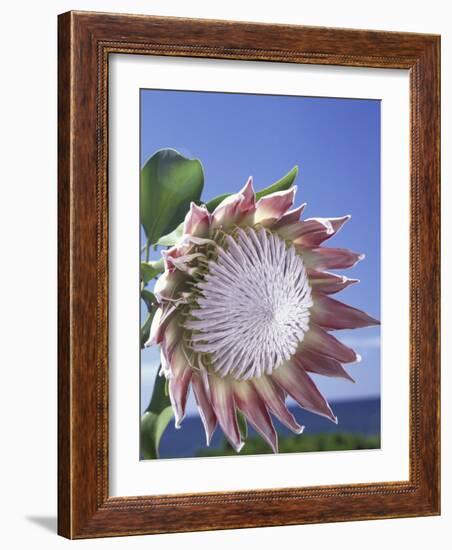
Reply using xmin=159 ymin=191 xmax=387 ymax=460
xmin=140 ymin=89 xmax=381 ymax=415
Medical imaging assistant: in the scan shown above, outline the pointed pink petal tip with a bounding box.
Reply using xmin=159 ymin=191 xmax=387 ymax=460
xmin=211 ymin=177 xmax=256 ymax=229
xmin=331 ymin=214 xmax=351 ymax=229
xmin=240 ymin=175 xmax=255 ymax=197
xmin=174 ymin=415 xmax=184 ymax=429
xmin=302 ymin=247 xmax=366 ymax=271
xmin=192 ymin=373 xmax=217 ymax=446
xmin=311 ymin=294 xmax=380 ymax=330
xmin=294 ymin=350 xmax=356 ymax=383
xmin=288 ymin=214 xmax=352 ymax=247
xmin=254 ymin=185 xmax=297 ymax=224
xmin=237 ymin=176 xmax=256 ymax=216
xmin=234 ymin=382 xmax=278 ymax=453
xmin=183 ymin=202 xmax=211 ymax=237
xmin=273 ymin=362 xmax=337 ymax=424
xmin=197 ymin=407 xmax=213 ymax=446
xmin=308 ymin=270 xmax=360 ymax=295
xmin=273 ymin=203 xmax=307 ymax=228
xmin=146 ymin=307 xmax=163 ymax=346
xmin=252 ymin=376 xmax=304 ymax=435
xmin=321 ymin=214 xmax=352 ymax=236
xmin=304 ymin=324 xmax=360 ymax=364
xmin=209 ymin=378 xmax=243 ymax=452
xmin=168 ymin=363 xmax=192 ymax=429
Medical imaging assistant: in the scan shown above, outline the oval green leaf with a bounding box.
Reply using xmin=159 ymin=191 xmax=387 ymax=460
xmin=141 ymin=149 xmax=204 ymax=244
xmin=140 ymin=370 xmax=173 ymax=459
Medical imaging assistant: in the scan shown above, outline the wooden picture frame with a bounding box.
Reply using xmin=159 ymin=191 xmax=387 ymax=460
xmin=58 ymin=10 xmax=440 ymax=539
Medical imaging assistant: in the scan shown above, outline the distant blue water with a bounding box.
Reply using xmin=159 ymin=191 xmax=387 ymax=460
xmin=157 ymin=397 xmax=380 ymax=459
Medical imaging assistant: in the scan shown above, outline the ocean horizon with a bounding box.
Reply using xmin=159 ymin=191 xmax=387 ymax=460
xmin=153 ymin=396 xmax=380 ymax=460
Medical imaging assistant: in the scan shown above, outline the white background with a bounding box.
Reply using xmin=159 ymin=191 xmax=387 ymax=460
xmin=0 ymin=0 xmax=449 ymax=548
xmin=110 ymin=56 xmax=409 ymax=496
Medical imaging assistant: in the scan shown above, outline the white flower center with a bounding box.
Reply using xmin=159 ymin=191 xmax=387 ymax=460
xmin=187 ymin=227 xmax=313 ymax=380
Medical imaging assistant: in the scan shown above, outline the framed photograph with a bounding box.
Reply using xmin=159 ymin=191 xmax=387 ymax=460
xmin=58 ymin=11 xmax=440 ymax=538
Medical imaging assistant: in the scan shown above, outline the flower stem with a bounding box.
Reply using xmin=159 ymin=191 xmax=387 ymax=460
xmin=145 ymin=239 xmax=151 ymax=262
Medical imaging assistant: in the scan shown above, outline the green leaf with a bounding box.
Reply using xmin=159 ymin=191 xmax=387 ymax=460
xmin=141 ymin=289 xmax=156 ymax=311
xmin=155 ymin=222 xmax=184 ymax=247
xmin=237 ymin=411 xmax=248 ymax=441
xmin=140 ymin=149 xmax=204 ymax=244
xmin=255 ymin=165 xmax=298 ymax=200
xmin=205 ymin=166 xmax=298 ymax=212
xmin=141 ymin=260 xmax=164 ymax=284
xmin=140 ymin=290 xmax=156 ymax=348
xmin=147 ymin=369 xmax=171 ymax=414
xmin=140 ymin=370 xmax=173 ymax=459
xmin=141 ymin=408 xmax=174 ymax=459
xmin=140 ymin=311 xmax=155 ymax=348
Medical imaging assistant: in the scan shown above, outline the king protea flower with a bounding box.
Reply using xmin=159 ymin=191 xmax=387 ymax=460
xmin=146 ymin=178 xmax=379 ymax=453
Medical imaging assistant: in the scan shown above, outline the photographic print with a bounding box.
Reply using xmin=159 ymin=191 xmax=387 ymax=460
xmin=140 ymin=89 xmax=381 ymax=460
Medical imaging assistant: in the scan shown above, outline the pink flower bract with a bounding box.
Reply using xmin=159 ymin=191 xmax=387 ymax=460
xmin=147 ymin=178 xmax=379 ymax=453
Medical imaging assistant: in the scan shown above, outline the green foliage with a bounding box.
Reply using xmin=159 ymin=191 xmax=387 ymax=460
xmin=255 ymin=165 xmax=299 ymax=200
xmin=197 ymin=431 xmax=381 ymax=457
xmin=237 ymin=411 xmax=248 ymax=441
xmin=156 ymin=222 xmax=184 ymax=247
xmin=140 ymin=290 xmax=156 ymax=348
xmin=140 ymin=149 xmax=204 ymax=244
xmin=140 ymin=370 xmax=173 ymax=459
xmin=141 ymin=260 xmax=164 ymax=284
xmin=141 ymin=289 xmax=155 ymax=312
xmin=140 ymin=314 xmax=154 ymax=349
